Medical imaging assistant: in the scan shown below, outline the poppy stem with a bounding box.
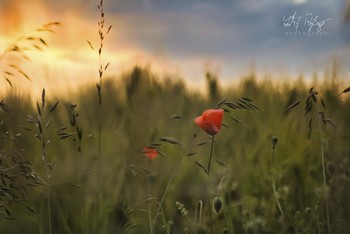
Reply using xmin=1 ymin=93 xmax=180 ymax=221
xmin=207 ymin=135 xmax=215 ymax=175
xmin=206 ymin=135 xmax=215 ymax=234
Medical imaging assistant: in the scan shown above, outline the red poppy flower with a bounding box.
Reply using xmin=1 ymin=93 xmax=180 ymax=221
xmin=194 ymin=109 xmax=224 ymax=135
xmin=143 ymin=147 xmax=159 ymax=161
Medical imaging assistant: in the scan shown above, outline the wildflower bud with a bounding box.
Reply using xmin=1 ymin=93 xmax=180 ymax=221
xmin=272 ymin=136 xmax=278 ymax=149
xmin=212 ymin=196 xmax=223 ymax=214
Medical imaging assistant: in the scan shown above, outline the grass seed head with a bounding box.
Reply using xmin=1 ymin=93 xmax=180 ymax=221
xmin=272 ymin=136 xmax=278 ymax=149
xmin=213 ymin=196 xmax=223 ymax=214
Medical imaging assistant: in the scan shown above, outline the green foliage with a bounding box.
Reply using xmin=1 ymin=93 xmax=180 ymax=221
xmin=0 ymin=67 xmax=350 ymax=233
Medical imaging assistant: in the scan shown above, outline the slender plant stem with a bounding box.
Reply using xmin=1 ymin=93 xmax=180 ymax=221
xmin=219 ymin=177 xmax=234 ymax=232
xmin=71 ymin=105 xmax=86 ymax=233
xmin=316 ymin=104 xmax=330 ymax=233
xmin=207 ymin=135 xmax=215 ymax=175
xmin=38 ymin=203 xmax=42 ymax=234
xmin=96 ymin=96 xmax=102 ymax=230
xmin=83 ymin=178 xmax=86 ymax=234
xmin=47 ymin=169 xmax=52 ymax=234
xmin=96 ymin=0 xmax=104 ymax=228
xmin=148 ymin=175 xmax=153 ymax=234
xmin=39 ymin=100 xmax=52 ymax=234
xmin=79 ymin=146 xmax=86 ymax=233
xmin=271 ymin=148 xmax=284 ymax=217
xmin=149 ymin=201 xmax=153 ymax=234
xmin=207 ymin=192 xmax=213 ymax=234
xmin=152 ymin=156 xmax=182 ymax=230
xmin=152 ymin=131 xmax=197 ymax=230
xmin=207 ymin=135 xmax=215 ymax=234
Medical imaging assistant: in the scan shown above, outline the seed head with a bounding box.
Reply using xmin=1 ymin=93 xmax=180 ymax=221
xmin=272 ymin=136 xmax=278 ymax=149
xmin=212 ymin=196 xmax=223 ymax=214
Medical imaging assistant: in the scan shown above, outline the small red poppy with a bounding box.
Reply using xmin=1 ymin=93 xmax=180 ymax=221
xmin=143 ymin=147 xmax=159 ymax=161
xmin=194 ymin=109 xmax=224 ymax=135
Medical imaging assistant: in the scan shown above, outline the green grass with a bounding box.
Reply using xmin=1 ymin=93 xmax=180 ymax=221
xmin=0 ymin=65 xmax=350 ymax=233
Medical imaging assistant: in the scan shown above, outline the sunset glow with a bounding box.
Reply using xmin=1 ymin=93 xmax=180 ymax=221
xmin=1 ymin=0 xmax=349 ymax=98
xmin=0 ymin=0 xmax=181 ymax=98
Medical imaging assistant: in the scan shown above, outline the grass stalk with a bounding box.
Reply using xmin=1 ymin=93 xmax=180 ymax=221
xmin=149 ymin=201 xmax=153 ymax=234
xmin=69 ymin=104 xmax=85 ymax=233
xmin=96 ymin=92 xmax=102 ymax=231
xmin=79 ymin=141 xmax=86 ymax=234
xmin=316 ymin=103 xmax=330 ymax=233
xmin=93 ymin=0 xmax=111 ymax=229
xmin=152 ymin=130 xmax=197 ymax=230
xmin=81 ymin=152 xmax=86 ymax=234
xmin=148 ymin=175 xmax=153 ymax=234
xmin=271 ymin=146 xmax=284 ymax=217
xmin=47 ymin=168 xmax=52 ymax=234
xmin=36 ymin=89 xmax=52 ymax=234
xmin=152 ymin=156 xmax=182 ymax=230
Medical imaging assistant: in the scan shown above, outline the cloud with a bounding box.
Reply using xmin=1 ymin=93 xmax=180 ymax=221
xmin=0 ymin=0 xmax=23 ymax=35
xmin=1 ymin=0 xmax=349 ymax=92
xmin=293 ymin=0 xmax=307 ymax=4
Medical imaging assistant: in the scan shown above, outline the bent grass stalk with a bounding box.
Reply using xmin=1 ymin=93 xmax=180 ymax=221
xmin=0 ymin=22 xmax=60 ymax=87
xmin=3 ymin=23 xmax=60 ymax=233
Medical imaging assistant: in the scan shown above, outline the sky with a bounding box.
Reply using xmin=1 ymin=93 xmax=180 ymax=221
xmin=1 ymin=0 xmax=350 ymax=96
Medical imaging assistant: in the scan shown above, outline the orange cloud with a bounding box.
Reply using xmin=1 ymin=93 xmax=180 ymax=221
xmin=0 ymin=0 xmax=203 ymax=99
xmin=0 ymin=0 xmax=23 ymax=36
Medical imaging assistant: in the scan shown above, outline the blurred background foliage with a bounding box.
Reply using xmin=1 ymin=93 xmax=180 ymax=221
xmin=0 ymin=65 xmax=350 ymax=233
